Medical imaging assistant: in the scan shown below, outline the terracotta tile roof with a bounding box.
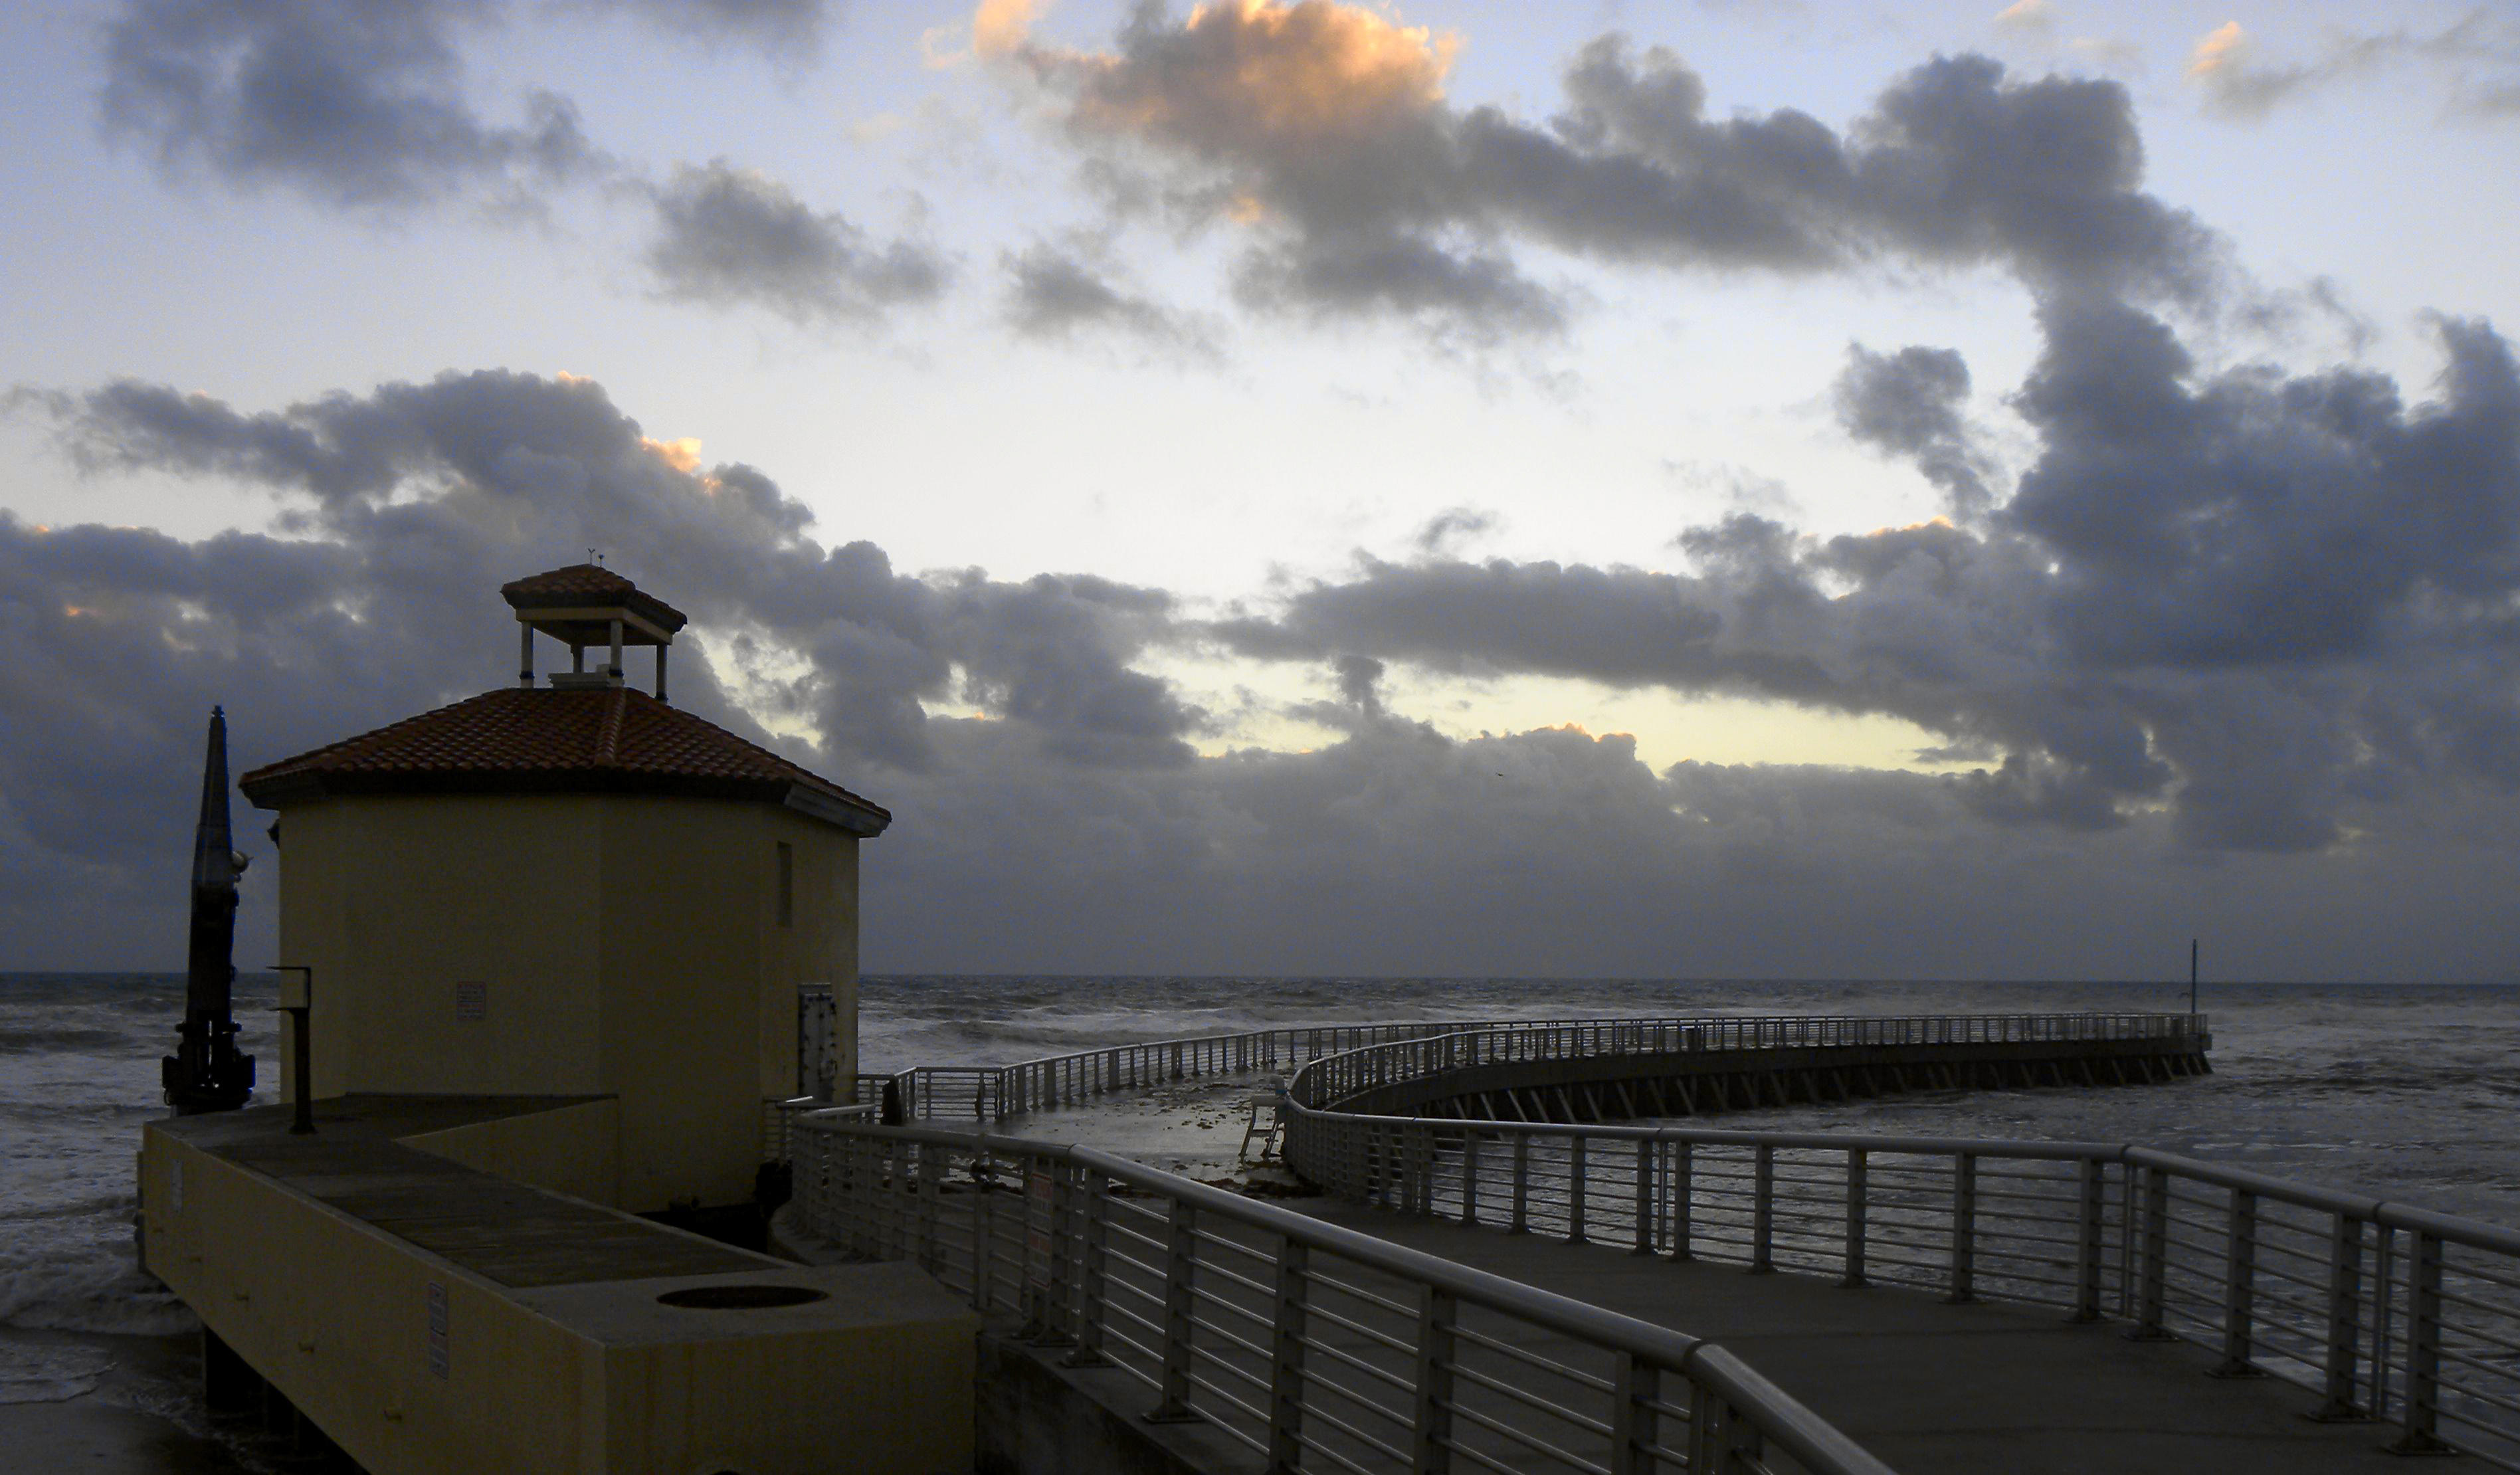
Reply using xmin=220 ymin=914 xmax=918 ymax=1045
xmin=239 ymin=688 xmax=888 ymax=833
xmin=500 ymin=564 xmax=687 ymax=633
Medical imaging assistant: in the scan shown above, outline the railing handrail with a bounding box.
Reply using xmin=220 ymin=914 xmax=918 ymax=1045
xmin=873 ymin=1009 xmax=2208 ymax=1122
xmin=801 ymin=1115 xmax=1899 ymax=1475
xmin=1277 ymin=1019 xmax=2520 ymax=1260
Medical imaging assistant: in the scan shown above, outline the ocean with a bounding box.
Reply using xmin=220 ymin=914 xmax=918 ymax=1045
xmin=7 ymin=973 xmax=2519 ymax=1454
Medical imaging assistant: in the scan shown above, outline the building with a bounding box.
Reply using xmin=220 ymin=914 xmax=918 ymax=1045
xmin=237 ymin=563 xmax=890 ymax=1213
xmin=137 ymin=566 xmax=971 ymax=1475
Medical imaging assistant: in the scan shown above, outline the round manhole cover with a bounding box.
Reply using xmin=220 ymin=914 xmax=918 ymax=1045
xmin=655 ymin=1284 xmax=829 ymax=1310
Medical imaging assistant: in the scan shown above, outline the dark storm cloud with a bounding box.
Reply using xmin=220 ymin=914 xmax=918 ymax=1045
xmin=1834 ymin=344 xmax=1993 ymax=521
xmin=17 ymin=369 xmax=1184 ymax=776
xmin=644 ymin=161 xmax=949 ymax=323
xmin=1211 ymin=302 xmax=2520 ymax=855
xmin=1000 ymin=245 xmax=1220 ymax=361
xmin=11 ymin=355 xmax=2520 ymax=977
xmin=1008 ymin=5 xmax=2222 ymax=340
xmin=98 ymin=0 xmax=603 ymax=208
xmin=93 ymin=0 xmax=868 ymax=252
xmin=2009 ymin=296 xmax=2520 ymax=670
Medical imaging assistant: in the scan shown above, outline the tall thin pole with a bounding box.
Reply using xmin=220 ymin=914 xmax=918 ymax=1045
xmin=2190 ymin=939 xmax=2200 ymax=1018
xmin=163 ymin=707 xmax=255 ymax=1114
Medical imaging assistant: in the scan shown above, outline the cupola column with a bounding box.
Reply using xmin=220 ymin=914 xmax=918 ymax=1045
xmin=518 ymin=626 xmax=533 ymax=689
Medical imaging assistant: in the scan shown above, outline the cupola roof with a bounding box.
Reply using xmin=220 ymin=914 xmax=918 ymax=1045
xmin=238 ymin=569 xmax=887 ymax=835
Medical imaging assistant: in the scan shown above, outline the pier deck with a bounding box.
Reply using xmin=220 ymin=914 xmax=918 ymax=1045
xmin=1300 ymin=1199 xmax=2408 ymax=1475
xmin=153 ymin=1096 xmax=775 ymax=1287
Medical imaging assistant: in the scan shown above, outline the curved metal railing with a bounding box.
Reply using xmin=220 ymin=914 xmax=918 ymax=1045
xmin=791 ymin=1116 xmax=1895 ymax=1475
xmin=860 ymin=1011 xmax=2204 ymax=1121
xmin=1291 ymin=1013 xmax=2204 ymax=1116
xmin=1282 ymin=1023 xmax=2516 ymax=1466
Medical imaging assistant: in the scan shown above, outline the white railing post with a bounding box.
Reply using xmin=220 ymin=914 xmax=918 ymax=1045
xmin=1266 ymin=1238 xmax=1309 ymax=1474
xmin=2130 ymin=1165 xmax=2173 ymax=1339
xmin=1669 ymin=1139 xmax=1694 ymax=1261
xmin=1633 ymin=1137 xmax=1657 ymax=1256
xmin=1947 ymin=1153 xmax=1977 ymax=1303
xmin=2390 ymin=1230 xmax=2450 ymax=1453
xmin=1751 ymin=1145 xmax=1775 ymax=1273
xmin=1510 ymin=1133 xmax=1531 ymax=1234
xmin=1145 ymin=1202 xmax=1201 ymax=1424
xmin=2073 ymin=1157 xmax=2107 ymax=1323
xmin=1460 ymin=1130 xmax=1482 ymax=1227
xmin=2211 ymin=1188 xmax=2264 ymax=1378
xmin=2315 ymin=1215 xmax=2369 ymax=1421
xmin=1060 ymin=1169 xmax=1110 ymax=1368
xmin=1840 ymin=1149 xmax=1868 ymax=1288
xmin=1609 ymin=1353 xmax=1660 ymax=1475
xmin=1567 ymin=1134 xmax=1590 ymax=1246
xmin=1410 ymin=1288 xmax=1458 ymax=1475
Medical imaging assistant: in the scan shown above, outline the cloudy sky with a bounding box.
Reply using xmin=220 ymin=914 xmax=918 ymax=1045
xmin=5 ymin=0 xmax=2517 ymax=981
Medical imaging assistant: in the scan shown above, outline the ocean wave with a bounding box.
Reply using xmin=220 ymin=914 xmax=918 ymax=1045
xmin=0 ymin=1339 xmax=114 ymax=1405
xmin=0 ymin=1255 xmax=199 ymax=1337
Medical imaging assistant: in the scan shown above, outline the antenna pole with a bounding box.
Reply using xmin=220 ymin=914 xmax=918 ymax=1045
xmin=2189 ymin=939 xmax=2199 ymax=1018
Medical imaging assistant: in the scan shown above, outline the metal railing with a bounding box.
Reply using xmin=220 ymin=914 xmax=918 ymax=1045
xmin=1292 ymin=1013 xmax=2204 ymax=1114
xmin=868 ymin=1011 xmax=2205 ymax=1122
xmin=792 ymin=1117 xmax=1895 ymax=1475
xmin=1282 ymin=1025 xmax=2520 ymax=1466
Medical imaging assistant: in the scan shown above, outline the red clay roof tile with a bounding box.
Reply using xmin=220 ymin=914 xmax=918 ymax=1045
xmin=239 ymin=687 xmax=887 ymax=832
xmin=500 ymin=564 xmax=688 ymax=632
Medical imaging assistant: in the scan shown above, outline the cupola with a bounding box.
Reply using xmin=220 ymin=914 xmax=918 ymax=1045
xmin=501 ymin=562 xmax=688 ymax=699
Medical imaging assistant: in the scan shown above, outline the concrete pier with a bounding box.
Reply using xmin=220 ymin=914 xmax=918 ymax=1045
xmin=142 ymin=1096 xmax=977 ymax=1474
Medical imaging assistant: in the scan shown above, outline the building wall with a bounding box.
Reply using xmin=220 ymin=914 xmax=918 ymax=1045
xmin=139 ymin=1121 xmax=977 ymax=1475
xmin=269 ymin=791 xmax=862 ymax=1213
xmin=591 ymin=797 xmax=858 ymax=1211
xmin=274 ymin=797 xmax=607 ymax=1102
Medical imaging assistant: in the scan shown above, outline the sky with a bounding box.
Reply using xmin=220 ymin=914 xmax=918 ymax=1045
xmin=3 ymin=0 xmax=2518 ymax=981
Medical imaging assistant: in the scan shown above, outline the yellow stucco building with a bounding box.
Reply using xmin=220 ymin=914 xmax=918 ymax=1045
xmin=237 ymin=563 xmax=888 ymax=1214
xmin=136 ymin=566 xmax=976 ymax=1474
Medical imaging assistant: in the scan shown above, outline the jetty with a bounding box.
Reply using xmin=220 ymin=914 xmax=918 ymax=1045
xmin=775 ymin=1010 xmax=2520 ymax=1475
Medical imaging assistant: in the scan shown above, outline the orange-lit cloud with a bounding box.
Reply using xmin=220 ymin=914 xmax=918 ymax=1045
xmin=2186 ymin=21 xmax=2248 ymax=78
xmin=639 ymin=436 xmax=704 ymax=474
xmin=1863 ymin=516 xmax=1957 ymax=538
xmin=973 ymin=0 xmax=1048 ymax=58
xmin=1046 ymin=0 xmax=1458 ymax=149
xmin=1993 ymin=0 xmax=2056 ymax=34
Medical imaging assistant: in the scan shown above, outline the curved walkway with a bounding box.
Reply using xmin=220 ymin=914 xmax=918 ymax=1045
xmin=1300 ymin=1197 xmax=2408 ymax=1475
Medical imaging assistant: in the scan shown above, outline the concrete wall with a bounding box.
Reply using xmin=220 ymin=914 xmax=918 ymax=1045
xmin=140 ymin=1123 xmax=975 ymax=1475
xmin=269 ymin=792 xmax=861 ymax=1213
xmin=142 ymin=1125 xmax=607 ymax=1472
xmin=401 ymin=1100 xmax=624 ymax=1208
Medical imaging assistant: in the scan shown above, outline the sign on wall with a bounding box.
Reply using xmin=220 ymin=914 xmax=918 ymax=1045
xmin=454 ymin=982 xmax=488 ymax=1023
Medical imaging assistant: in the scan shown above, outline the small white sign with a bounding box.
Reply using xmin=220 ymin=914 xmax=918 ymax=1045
xmin=454 ymin=982 xmax=488 ymax=1023
xmin=427 ymin=1282 xmax=450 ymax=1379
